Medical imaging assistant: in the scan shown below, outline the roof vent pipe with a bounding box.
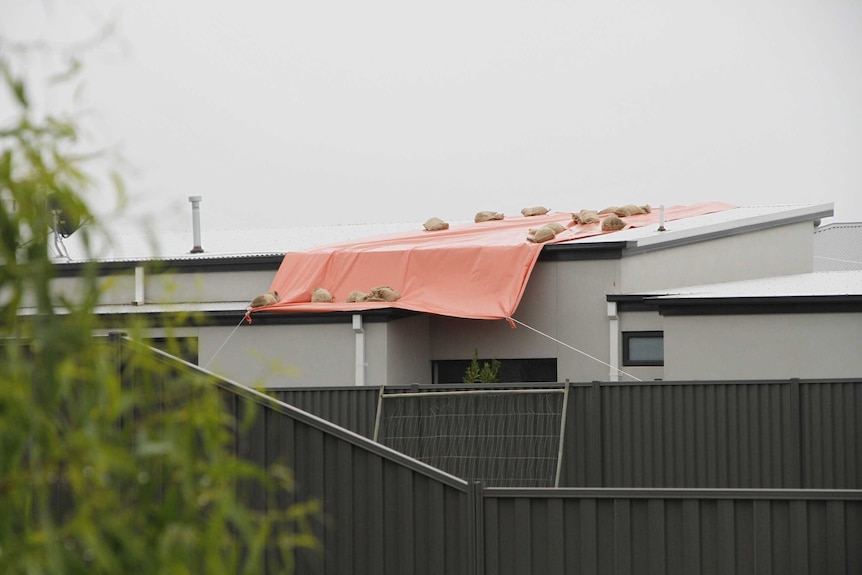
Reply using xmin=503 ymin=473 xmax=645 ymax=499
xmin=188 ymin=196 xmax=204 ymax=253
xmin=657 ymin=204 xmax=666 ymax=232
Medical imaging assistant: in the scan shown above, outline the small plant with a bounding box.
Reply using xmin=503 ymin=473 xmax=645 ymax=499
xmin=462 ymin=348 xmax=501 ymax=384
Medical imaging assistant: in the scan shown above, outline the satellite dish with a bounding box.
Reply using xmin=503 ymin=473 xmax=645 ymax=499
xmin=47 ymin=193 xmax=83 ymax=238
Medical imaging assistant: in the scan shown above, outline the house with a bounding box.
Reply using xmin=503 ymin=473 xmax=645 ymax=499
xmin=46 ymin=201 xmax=834 ymax=387
xmin=610 ymin=270 xmax=862 ymax=380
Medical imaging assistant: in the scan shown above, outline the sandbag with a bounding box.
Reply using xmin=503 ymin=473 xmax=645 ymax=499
xmin=613 ymin=204 xmax=646 ymax=217
xmin=572 ymin=209 xmax=599 ymax=224
xmin=527 ymin=224 xmax=557 ymax=243
xmin=249 ymin=290 xmax=279 ymax=308
xmin=474 ymin=210 xmax=504 ymax=223
xmin=521 ymin=206 xmax=550 ymax=217
xmin=311 ymin=287 xmax=334 ymax=302
xmin=369 ymin=285 xmax=400 ymax=302
xmin=601 ymin=215 xmax=626 ymax=231
xmin=346 ymin=290 xmax=367 ymax=303
xmin=423 ymin=217 xmax=449 ymax=231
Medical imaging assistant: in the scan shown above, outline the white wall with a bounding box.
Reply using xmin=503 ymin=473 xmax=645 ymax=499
xmin=425 ymin=222 xmax=820 ymax=384
xmin=50 ymin=268 xmax=275 ymax=307
xmin=428 ymin=260 xmax=623 ymax=383
xmin=144 ymin=270 xmax=275 ymax=304
xmin=664 ymin=313 xmax=862 ymax=380
xmin=619 ymin=222 xmax=815 ymax=294
xmin=616 ymin=310 xmax=665 ymax=382
xmin=203 ymin=322 xmax=358 ymax=387
xmin=384 ymin=314 xmax=432 ymax=385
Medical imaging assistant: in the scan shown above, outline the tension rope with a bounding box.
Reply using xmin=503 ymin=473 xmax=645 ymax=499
xmin=506 ymin=316 xmax=642 ymax=382
xmin=204 ymin=315 xmax=246 ymax=369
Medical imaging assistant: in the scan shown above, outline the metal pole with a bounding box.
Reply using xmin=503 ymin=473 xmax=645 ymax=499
xmin=554 ymin=381 xmax=571 ymax=487
xmin=372 ymin=384 xmax=385 ymax=442
xmin=188 ymin=196 xmax=203 ymax=253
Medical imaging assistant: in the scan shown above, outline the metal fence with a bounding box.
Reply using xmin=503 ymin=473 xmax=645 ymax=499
xmin=273 ymin=378 xmax=862 ymax=489
xmin=117 ymin=344 xmax=862 ymax=573
xmin=479 ymin=487 xmax=862 ymax=575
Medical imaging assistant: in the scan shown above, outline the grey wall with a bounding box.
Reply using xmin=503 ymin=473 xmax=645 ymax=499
xmin=205 ymin=323 xmax=359 ymax=387
xmin=618 ymin=222 xmax=815 ymax=293
xmin=664 ymin=313 xmax=862 ymax=380
xmin=383 ymin=314 xmax=432 ymax=385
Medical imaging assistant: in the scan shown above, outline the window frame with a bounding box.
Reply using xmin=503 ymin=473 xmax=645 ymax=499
xmin=431 ymin=357 xmax=558 ymax=384
xmin=622 ymin=331 xmax=664 ymax=367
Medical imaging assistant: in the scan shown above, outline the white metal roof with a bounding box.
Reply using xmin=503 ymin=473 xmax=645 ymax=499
xmin=814 ymin=222 xmax=862 ymax=272
xmin=52 ymin=220 xmax=442 ymax=263
xmin=52 ymin=202 xmax=833 ymax=264
xmin=562 ymin=203 xmax=833 ymax=250
xmin=17 ymin=301 xmax=253 ymax=316
xmin=634 ymin=270 xmax=862 ymax=300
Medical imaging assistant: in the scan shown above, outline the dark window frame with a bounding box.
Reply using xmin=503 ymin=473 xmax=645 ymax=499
xmin=622 ymin=331 xmax=664 ymax=367
xmin=431 ymin=357 xmax=558 ymax=384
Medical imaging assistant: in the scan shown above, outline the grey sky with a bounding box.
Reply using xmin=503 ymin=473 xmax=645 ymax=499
xmin=4 ymin=1 xmax=861 ymax=234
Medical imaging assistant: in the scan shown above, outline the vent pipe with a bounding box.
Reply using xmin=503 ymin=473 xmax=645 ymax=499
xmin=657 ymin=204 xmax=666 ymax=232
xmin=188 ymin=196 xmax=204 ymax=253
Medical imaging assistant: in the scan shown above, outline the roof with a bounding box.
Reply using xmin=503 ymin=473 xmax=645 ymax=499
xmin=254 ymin=202 xmax=740 ymax=320
xmin=610 ymin=270 xmax=862 ymax=315
xmin=627 ymin=270 xmax=862 ymax=299
xmin=52 ymin=221 xmax=431 ymax=263
xmin=52 ymin=202 xmax=834 ymax=265
xmin=564 ymin=203 xmax=833 ymax=254
xmin=814 ymin=222 xmax=862 ymax=272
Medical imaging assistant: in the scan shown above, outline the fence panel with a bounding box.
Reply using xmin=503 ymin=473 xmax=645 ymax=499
xmin=481 ymin=488 xmax=862 ymax=575
xmin=800 ymin=380 xmax=862 ymax=488
xmin=122 ymin=343 xmax=474 ymax=575
xmin=270 ymin=387 xmax=381 ymax=439
xmin=592 ymin=381 xmax=796 ymax=488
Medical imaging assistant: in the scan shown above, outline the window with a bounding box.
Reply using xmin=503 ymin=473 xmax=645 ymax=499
xmin=432 ymin=358 xmax=557 ymax=384
xmin=145 ymin=337 xmax=199 ymax=365
xmin=622 ymin=331 xmax=664 ymax=366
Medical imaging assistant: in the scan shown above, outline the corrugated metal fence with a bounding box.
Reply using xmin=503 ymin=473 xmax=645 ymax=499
xmin=273 ymin=378 xmax=862 ymax=489
xmin=119 ymin=342 xmax=862 ymax=573
xmin=480 ymin=488 xmax=862 ymax=575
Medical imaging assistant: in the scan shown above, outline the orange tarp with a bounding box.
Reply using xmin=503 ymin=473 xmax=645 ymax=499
xmin=251 ymin=202 xmax=736 ymax=320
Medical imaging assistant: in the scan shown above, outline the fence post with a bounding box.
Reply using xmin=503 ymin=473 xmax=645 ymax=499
xmin=554 ymin=381 xmax=571 ymax=487
xmin=789 ymin=377 xmax=803 ymax=488
xmin=467 ymin=480 xmax=484 ymax=575
xmin=372 ymin=384 xmax=385 ymax=442
xmin=107 ymin=331 xmax=126 ymax=387
xmin=589 ymin=381 xmax=603 ymax=486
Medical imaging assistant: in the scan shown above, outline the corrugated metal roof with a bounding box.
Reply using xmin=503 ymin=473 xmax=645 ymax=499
xmin=18 ymin=301 xmax=252 ymax=316
xmin=51 ymin=202 xmax=833 ymax=264
xmin=814 ymin=222 xmax=862 ymax=272
xmin=52 ymin=220 xmax=449 ymax=263
xmin=564 ymin=203 xmax=833 ymax=250
xmin=634 ymin=270 xmax=862 ymax=299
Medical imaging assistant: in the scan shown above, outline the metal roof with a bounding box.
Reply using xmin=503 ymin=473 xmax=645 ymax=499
xmin=52 ymin=220 xmax=442 ymax=263
xmin=814 ymin=222 xmax=862 ymax=272
xmin=563 ymin=203 xmax=833 ymax=253
xmin=51 ymin=202 xmax=833 ymax=264
xmin=629 ymin=270 xmax=862 ymax=300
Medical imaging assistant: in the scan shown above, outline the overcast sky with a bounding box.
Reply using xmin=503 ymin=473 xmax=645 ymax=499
xmin=4 ymin=1 xmax=861 ymax=234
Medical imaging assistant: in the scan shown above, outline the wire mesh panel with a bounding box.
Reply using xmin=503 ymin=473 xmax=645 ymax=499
xmin=376 ymin=389 xmax=566 ymax=487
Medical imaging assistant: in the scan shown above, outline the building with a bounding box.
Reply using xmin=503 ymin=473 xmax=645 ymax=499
xmin=46 ymin=201 xmax=835 ymax=387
